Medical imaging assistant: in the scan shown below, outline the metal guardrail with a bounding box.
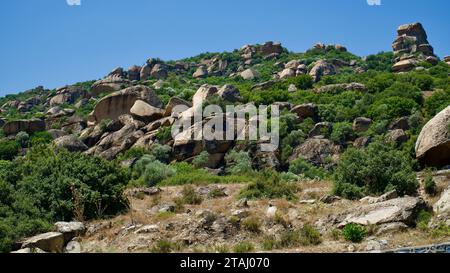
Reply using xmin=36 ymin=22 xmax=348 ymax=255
xmin=385 ymin=242 xmax=450 ymax=253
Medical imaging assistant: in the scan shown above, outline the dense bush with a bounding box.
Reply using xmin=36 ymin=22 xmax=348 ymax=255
xmin=239 ymin=171 xmax=298 ymax=200
xmin=15 ymin=132 xmax=29 ymax=148
xmin=330 ymin=122 xmax=355 ymax=144
xmin=288 ymin=157 xmax=327 ymax=180
xmin=225 ymin=150 xmax=253 ymax=175
xmin=0 ymin=147 xmax=129 ymax=252
xmin=333 ymin=138 xmax=418 ymax=199
xmin=342 ymin=223 xmax=366 ymax=243
xmin=0 ymin=140 xmax=19 ymax=161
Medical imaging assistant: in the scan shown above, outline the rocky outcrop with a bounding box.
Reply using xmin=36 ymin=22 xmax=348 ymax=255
xmin=3 ymin=119 xmax=46 ymax=135
xmin=127 ymin=65 xmax=141 ymax=81
xmin=217 ymin=84 xmax=241 ymax=102
xmin=90 ymin=75 xmax=130 ymax=97
xmin=309 ymin=60 xmax=336 ymax=82
xmin=415 ymin=106 xmax=450 ymax=167
xmin=289 ymin=137 xmax=341 ymax=166
xmin=21 ymin=232 xmax=65 ymax=253
xmin=164 ymin=97 xmax=192 ymax=117
xmin=130 ymin=100 xmax=164 ymax=123
xmin=353 ymin=117 xmax=372 ymax=133
xmin=338 ymin=197 xmax=425 ymax=227
xmin=392 ymin=23 xmax=435 ymax=57
xmin=88 ymin=85 xmax=162 ymax=126
xmin=193 ymin=66 xmax=208 ymax=78
xmin=392 ymin=23 xmax=438 ymax=72
xmin=315 ymin=83 xmax=366 ymax=93
xmin=290 ymin=103 xmax=319 ymax=121
xmin=50 ymin=85 xmax=86 ymax=107
xmin=387 ymin=129 xmax=408 ymax=145
xmin=53 ymin=135 xmax=89 ymax=152
xmin=240 ymin=68 xmax=260 ymax=80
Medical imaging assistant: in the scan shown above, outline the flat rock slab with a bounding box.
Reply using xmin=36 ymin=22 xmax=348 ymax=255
xmin=338 ymin=196 xmax=425 ymax=227
xmin=22 ymin=232 xmax=65 ymax=253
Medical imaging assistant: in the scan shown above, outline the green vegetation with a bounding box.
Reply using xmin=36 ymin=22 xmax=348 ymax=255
xmin=342 ymin=223 xmax=366 ymax=243
xmin=239 ymin=171 xmax=298 ymax=201
xmin=333 ymin=138 xmax=418 ymax=199
xmin=0 ymin=146 xmax=129 ymax=252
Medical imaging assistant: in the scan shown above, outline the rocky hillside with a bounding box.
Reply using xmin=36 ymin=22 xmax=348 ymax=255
xmin=1 ymin=22 xmax=450 ymax=253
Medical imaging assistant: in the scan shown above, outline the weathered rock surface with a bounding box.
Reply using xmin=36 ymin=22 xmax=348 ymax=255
xmin=338 ymin=197 xmax=425 ymax=227
xmin=353 ymin=117 xmax=372 ymax=133
xmin=90 ymin=75 xmax=130 ymax=97
xmin=130 ymin=100 xmax=164 ymax=123
xmin=289 ymin=137 xmax=340 ymax=166
xmin=22 ymin=232 xmax=65 ymax=253
xmin=309 ymin=60 xmax=336 ymax=82
xmin=53 ymin=135 xmax=88 ymax=152
xmin=88 ymin=85 xmax=162 ymax=126
xmin=415 ymin=106 xmax=450 ymax=167
xmin=290 ymin=103 xmax=319 ymax=121
xmin=3 ymin=119 xmax=46 ymax=135
xmin=240 ymin=68 xmax=260 ymax=80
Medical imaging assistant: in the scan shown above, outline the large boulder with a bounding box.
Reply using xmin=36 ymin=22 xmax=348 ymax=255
xmin=192 ymin=85 xmax=218 ymax=106
xmin=140 ymin=63 xmax=153 ymax=81
xmin=353 ymin=117 xmax=372 ymax=133
xmin=415 ymin=106 xmax=450 ymax=167
xmin=434 ymin=186 xmax=450 ymax=216
xmin=315 ymin=82 xmax=366 ymax=93
xmin=150 ymin=63 xmax=168 ymax=79
xmin=289 ymin=137 xmax=341 ymax=166
xmin=309 ymin=60 xmax=336 ymax=82
xmin=290 ymin=103 xmax=319 ymax=121
xmin=217 ymin=84 xmax=241 ymax=102
xmin=53 ymin=135 xmax=88 ymax=152
xmin=130 ymin=100 xmax=164 ymax=123
xmin=3 ymin=119 xmax=45 ymax=135
xmin=392 ymin=59 xmax=418 ymax=73
xmin=21 ymin=232 xmax=65 ymax=253
xmin=257 ymin=41 xmax=283 ymax=56
xmin=240 ymin=68 xmax=260 ymax=80
xmin=392 ymin=22 xmax=435 ymax=57
xmin=338 ymin=197 xmax=426 ymax=227
xmin=127 ymin=65 xmax=141 ymax=81
xmin=90 ymin=75 xmax=130 ymax=97
xmin=50 ymin=85 xmax=85 ymax=107
xmin=54 ymin=222 xmax=86 ymax=244
xmin=164 ymin=97 xmax=192 ymax=117
xmin=88 ymin=85 xmax=162 ymax=126
xmin=193 ymin=66 xmax=208 ymax=78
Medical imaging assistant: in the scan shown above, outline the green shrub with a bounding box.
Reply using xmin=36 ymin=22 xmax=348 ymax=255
xmin=333 ymin=138 xmax=418 ymax=199
xmin=331 ymin=122 xmax=354 ymax=144
xmin=299 ymin=224 xmax=322 ymax=246
xmin=423 ymin=171 xmax=437 ymax=196
xmin=239 ymin=170 xmax=298 ymax=200
xmin=180 ymin=185 xmax=203 ymax=205
xmin=342 ymin=223 xmax=366 ymax=243
xmin=233 ymin=242 xmax=254 ymax=253
xmin=29 ymin=131 xmax=53 ymax=146
xmin=0 ymin=147 xmax=129 ymax=252
xmin=416 ymin=210 xmax=433 ymax=231
xmin=151 ymin=240 xmax=178 ymax=253
xmin=241 ymin=217 xmax=261 ymax=233
xmin=192 ymin=151 xmax=210 ymax=168
xmin=149 ymin=143 xmax=172 ymax=163
xmin=288 ymin=157 xmax=327 ymax=179
xmin=0 ymin=141 xmax=19 ymax=161
xmin=225 ymin=150 xmax=253 ymax=174
xmin=15 ymin=132 xmax=29 ymax=148
xmin=424 ymin=89 xmax=450 ymax=117
xmin=132 ymin=155 xmax=174 ymax=186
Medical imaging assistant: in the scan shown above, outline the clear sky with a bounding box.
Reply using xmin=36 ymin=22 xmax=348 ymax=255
xmin=0 ymin=0 xmax=449 ymax=96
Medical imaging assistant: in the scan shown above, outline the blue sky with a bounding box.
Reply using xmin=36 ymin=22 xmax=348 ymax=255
xmin=0 ymin=0 xmax=449 ymax=96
